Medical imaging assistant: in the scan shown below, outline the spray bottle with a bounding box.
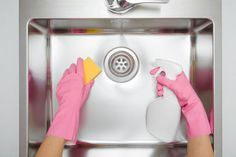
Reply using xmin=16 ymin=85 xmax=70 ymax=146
xmin=146 ymin=58 xmax=183 ymax=142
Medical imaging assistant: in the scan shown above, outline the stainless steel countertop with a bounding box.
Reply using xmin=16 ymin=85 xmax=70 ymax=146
xmin=19 ymin=0 xmax=221 ymax=157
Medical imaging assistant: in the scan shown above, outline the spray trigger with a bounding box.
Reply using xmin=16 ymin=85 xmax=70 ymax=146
xmin=150 ymin=67 xmax=166 ymax=78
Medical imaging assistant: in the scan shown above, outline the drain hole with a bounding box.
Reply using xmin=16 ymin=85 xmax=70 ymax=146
xmin=110 ymin=54 xmax=132 ymax=75
xmin=104 ymin=47 xmax=139 ymax=83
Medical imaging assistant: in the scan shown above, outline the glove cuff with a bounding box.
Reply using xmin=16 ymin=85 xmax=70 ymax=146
xmin=47 ymin=107 xmax=80 ymax=144
xmin=182 ymin=100 xmax=211 ymax=139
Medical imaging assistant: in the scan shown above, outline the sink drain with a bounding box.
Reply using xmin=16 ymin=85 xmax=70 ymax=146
xmin=104 ymin=47 xmax=139 ymax=83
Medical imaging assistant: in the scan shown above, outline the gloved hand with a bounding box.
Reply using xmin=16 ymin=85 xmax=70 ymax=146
xmin=47 ymin=58 xmax=94 ymax=144
xmin=210 ymin=105 xmax=214 ymax=134
xmin=156 ymin=71 xmax=211 ymax=139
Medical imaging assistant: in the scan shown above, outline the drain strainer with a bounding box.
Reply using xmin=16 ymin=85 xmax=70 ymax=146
xmin=104 ymin=47 xmax=139 ymax=83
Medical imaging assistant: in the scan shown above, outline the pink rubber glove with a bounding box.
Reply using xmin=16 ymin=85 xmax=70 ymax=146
xmin=47 ymin=58 xmax=94 ymax=144
xmin=210 ymin=104 xmax=214 ymax=134
xmin=156 ymin=71 xmax=211 ymax=139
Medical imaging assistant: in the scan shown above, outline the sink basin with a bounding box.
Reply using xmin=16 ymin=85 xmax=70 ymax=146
xmin=28 ymin=18 xmax=213 ymax=147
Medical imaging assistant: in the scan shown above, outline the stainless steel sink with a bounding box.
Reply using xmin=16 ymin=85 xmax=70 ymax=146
xmin=20 ymin=0 xmax=221 ymax=157
xmin=27 ymin=18 xmax=213 ymax=155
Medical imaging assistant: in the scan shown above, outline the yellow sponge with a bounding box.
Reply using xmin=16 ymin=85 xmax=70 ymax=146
xmin=83 ymin=57 xmax=102 ymax=84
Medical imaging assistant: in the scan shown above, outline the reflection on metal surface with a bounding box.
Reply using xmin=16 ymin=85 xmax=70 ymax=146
xmin=29 ymin=144 xmax=187 ymax=157
xmin=28 ymin=32 xmax=48 ymax=142
xmin=27 ymin=18 xmax=213 ymax=156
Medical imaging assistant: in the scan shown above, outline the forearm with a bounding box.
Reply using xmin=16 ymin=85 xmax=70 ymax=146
xmin=35 ymin=136 xmax=65 ymax=157
xmin=187 ymin=135 xmax=214 ymax=157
